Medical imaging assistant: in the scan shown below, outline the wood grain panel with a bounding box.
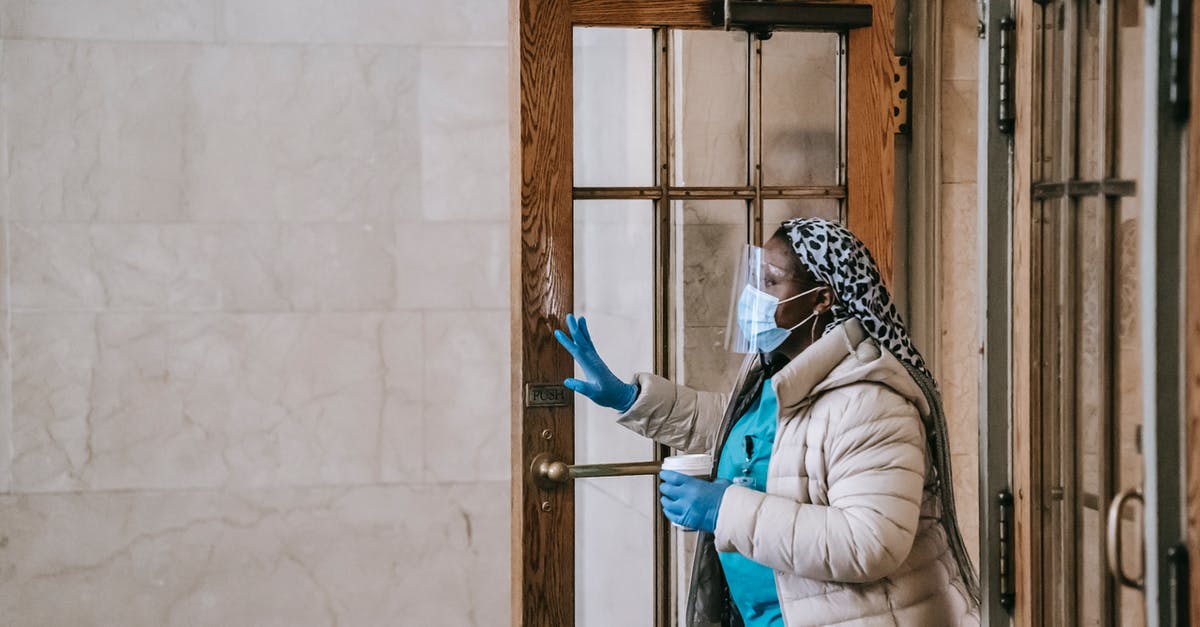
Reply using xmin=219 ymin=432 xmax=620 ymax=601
xmin=510 ymin=0 xmax=576 ymax=625
xmin=1188 ymin=0 xmax=1200 ymax=621
xmin=845 ymin=0 xmax=897 ymax=285
xmin=1010 ymin=3 xmax=1038 ymax=626
xmin=571 ymin=0 xmax=712 ymax=27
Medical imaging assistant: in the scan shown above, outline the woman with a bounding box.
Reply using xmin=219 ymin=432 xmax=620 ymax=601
xmin=556 ymin=218 xmax=979 ymax=626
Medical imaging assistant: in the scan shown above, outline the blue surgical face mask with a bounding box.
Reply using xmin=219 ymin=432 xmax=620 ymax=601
xmin=736 ymin=284 xmax=823 ymax=353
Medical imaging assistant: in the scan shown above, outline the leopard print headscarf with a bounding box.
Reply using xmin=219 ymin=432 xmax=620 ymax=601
xmin=782 ymin=217 xmax=930 ymax=379
xmin=781 ymin=217 xmax=981 ymax=605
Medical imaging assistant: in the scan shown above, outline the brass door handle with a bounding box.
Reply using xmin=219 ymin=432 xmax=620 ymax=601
xmin=1106 ymin=486 xmax=1144 ymax=590
xmin=531 ymin=453 xmax=661 ymax=489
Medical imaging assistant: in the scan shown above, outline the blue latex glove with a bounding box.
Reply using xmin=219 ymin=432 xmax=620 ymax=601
xmin=658 ymin=470 xmax=732 ymax=533
xmin=554 ymin=314 xmax=638 ymax=412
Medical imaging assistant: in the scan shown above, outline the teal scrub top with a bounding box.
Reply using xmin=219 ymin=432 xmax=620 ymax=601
xmin=716 ymin=378 xmax=784 ymax=627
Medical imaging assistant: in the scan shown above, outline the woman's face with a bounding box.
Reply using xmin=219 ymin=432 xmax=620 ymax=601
xmin=762 ymin=235 xmax=834 ymax=354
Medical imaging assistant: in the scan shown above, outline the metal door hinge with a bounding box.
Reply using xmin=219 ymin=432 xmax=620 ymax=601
xmin=892 ymin=56 xmax=910 ymax=134
xmin=997 ymin=490 xmax=1016 ymax=611
xmin=1167 ymin=0 xmax=1192 ymax=120
xmin=998 ymin=18 xmax=1016 ymax=135
xmin=1167 ymin=544 xmax=1190 ymax=625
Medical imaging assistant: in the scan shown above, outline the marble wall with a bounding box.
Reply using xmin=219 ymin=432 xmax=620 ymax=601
xmin=0 ymin=1 xmax=510 ymax=625
xmin=937 ymin=0 xmax=982 ymax=566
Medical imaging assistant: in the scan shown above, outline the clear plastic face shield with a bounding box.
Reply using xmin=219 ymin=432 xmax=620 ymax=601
xmin=725 ymin=244 xmax=823 ymax=354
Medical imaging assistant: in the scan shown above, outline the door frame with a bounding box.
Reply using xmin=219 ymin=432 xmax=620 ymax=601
xmin=976 ymin=1 xmax=1015 ymax=625
xmin=511 ymin=1 xmax=901 ymax=625
xmin=1188 ymin=0 xmax=1200 ymax=621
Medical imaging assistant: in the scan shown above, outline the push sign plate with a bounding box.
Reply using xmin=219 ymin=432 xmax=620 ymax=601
xmin=525 ymin=383 xmax=570 ymax=408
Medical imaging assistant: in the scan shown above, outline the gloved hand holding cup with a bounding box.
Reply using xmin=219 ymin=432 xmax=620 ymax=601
xmin=659 ymin=454 xmax=727 ymax=533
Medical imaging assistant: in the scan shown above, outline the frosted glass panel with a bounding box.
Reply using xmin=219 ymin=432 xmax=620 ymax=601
xmin=763 ymin=199 xmax=841 ymax=235
xmin=672 ymin=30 xmax=750 ymax=186
xmin=574 ymin=28 xmax=655 ymax=187
xmin=761 ymin=32 xmax=840 ymax=185
xmin=573 ymin=199 xmax=656 ymax=627
xmin=671 ymin=200 xmax=747 ymax=394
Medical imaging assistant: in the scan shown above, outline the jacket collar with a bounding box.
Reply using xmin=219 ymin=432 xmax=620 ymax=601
xmin=770 ymin=318 xmax=932 ymax=418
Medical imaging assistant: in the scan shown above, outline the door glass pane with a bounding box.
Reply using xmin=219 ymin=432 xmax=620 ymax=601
xmin=672 ymin=30 xmax=750 ymax=187
xmin=670 ymin=200 xmax=748 ymax=393
xmin=1042 ymin=3 xmax=1147 ymax=624
xmin=573 ymin=199 xmax=656 ymax=626
xmin=574 ymin=28 xmax=655 ymax=187
xmin=1076 ymin=1 xmax=1103 ymax=182
xmin=763 ymin=199 xmax=841 ymax=232
xmin=761 ymin=32 xmax=840 ymax=186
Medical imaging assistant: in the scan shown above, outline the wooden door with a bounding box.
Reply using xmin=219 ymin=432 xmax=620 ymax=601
xmin=510 ymin=2 xmax=902 ymax=625
xmin=1012 ymin=1 xmax=1192 ymax=625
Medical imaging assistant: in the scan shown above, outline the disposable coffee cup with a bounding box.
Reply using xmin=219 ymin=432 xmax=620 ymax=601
xmin=660 ymin=453 xmax=713 ymax=532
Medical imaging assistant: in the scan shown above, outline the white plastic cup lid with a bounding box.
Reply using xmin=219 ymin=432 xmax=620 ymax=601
xmin=660 ymin=453 xmax=712 ymax=476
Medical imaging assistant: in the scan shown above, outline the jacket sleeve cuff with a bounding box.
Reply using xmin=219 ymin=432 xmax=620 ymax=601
xmin=714 ymin=484 xmax=766 ymax=554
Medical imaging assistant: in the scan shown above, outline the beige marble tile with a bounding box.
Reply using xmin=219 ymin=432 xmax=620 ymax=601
xmin=10 ymin=223 xmax=396 ymax=312
xmin=0 ymin=0 xmax=216 ymax=42
xmin=939 ymin=80 xmax=979 ymax=184
xmin=0 ymin=221 xmax=9 ymax=492
xmin=937 ymin=181 xmax=980 ymax=567
xmin=187 ymin=45 xmax=420 ymax=222
xmin=8 ymin=313 xmax=94 ymax=491
xmin=379 ymin=314 xmax=424 ymax=482
xmin=4 ymin=42 xmax=419 ymax=223
xmin=10 ymin=312 xmax=422 ymax=491
xmin=222 ymin=0 xmax=506 ymax=46
xmin=0 ymin=482 xmax=509 ymax=626
xmin=419 ymin=46 xmax=509 ymax=222
xmin=950 ymin=452 xmax=981 ymax=566
xmin=941 ymin=0 xmax=980 ymax=82
xmin=937 ymin=183 xmax=980 ymax=465
xmin=0 ymin=353 xmax=9 ymax=493
xmin=4 ymin=41 xmax=197 ymax=222
xmin=394 ymin=222 xmax=508 ymax=310
xmin=422 ymin=311 xmax=510 ymax=482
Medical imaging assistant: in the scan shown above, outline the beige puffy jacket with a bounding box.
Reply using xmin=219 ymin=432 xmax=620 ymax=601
xmin=618 ymin=319 xmax=979 ymax=626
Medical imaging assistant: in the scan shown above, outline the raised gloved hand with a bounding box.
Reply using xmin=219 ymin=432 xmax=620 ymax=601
xmin=658 ymin=470 xmax=732 ymax=533
xmin=554 ymin=314 xmax=638 ymax=412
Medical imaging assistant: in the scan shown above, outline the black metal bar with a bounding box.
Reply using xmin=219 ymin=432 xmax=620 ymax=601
xmin=714 ymin=1 xmax=872 ymax=31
